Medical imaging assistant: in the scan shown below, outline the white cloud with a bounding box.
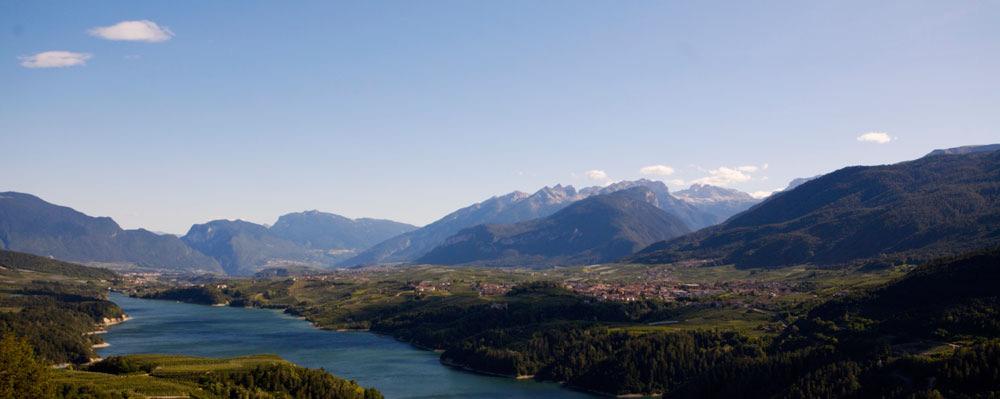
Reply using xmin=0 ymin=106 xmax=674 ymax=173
xmin=666 ymin=179 xmax=686 ymax=188
xmin=736 ymin=165 xmax=759 ymax=173
xmin=750 ymin=189 xmax=782 ymax=199
xmin=585 ymin=170 xmax=609 ymax=181
xmin=19 ymin=51 xmax=92 ymax=68
xmin=857 ymin=131 xmax=893 ymax=144
xmin=692 ymin=166 xmax=753 ymax=186
xmin=639 ymin=165 xmax=675 ymax=176
xmin=88 ymin=20 xmax=174 ymax=42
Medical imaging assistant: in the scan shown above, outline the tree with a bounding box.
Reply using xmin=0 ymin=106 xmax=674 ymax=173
xmin=0 ymin=333 xmax=52 ymax=399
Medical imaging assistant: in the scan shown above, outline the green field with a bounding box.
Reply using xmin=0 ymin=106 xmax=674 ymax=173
xmin=52 ymin=354 xmax=285 ymax=398
xmin=52 ymin=354 xmax=381 ymax=399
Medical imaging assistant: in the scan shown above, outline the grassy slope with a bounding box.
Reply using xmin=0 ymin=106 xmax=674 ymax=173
xmin=0 ymin=249 xmax=117 ymax=280
xmin=53 ymin=355 xmax=293 ymax=398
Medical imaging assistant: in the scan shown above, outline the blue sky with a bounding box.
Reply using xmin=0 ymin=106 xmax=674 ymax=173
xmin=2 ymin=1 xmax=999 ymax=234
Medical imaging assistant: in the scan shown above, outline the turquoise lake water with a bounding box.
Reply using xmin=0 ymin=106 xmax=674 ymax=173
xmin=99 ymin=293 xmax=594 ymax=399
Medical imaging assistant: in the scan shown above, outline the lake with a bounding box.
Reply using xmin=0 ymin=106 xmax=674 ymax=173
xmin=100 ymin=293 xmax=594 ymax=399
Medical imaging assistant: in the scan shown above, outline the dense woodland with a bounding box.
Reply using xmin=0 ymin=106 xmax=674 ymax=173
xmin=0 ymin=344 xmax=384 ymax=399
xmin=72 ymin=355 xmax=384 ymax=399
xmin=199 ymin=362 xmax=383 ymax=399
xmin=0 ymin=251 xmax=124 ymax=364
xmin=284 ymin=250 xmax=1000 ymax=397
xmin=140 ymin=285 xmax=229 ymax=305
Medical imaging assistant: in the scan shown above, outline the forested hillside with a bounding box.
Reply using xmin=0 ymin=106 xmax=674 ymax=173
xmin=672 ymin=248 xmax=1000 ymax=398
xmin=0 ymin=250 xmax=124 ymax=364
xmin=49 ymin=354 xmax=383 ymax=399
xmin=384 ymin=249 xmax=1000 ymax=397
xmin=633 ymin=149 xmax=1000 ymax=268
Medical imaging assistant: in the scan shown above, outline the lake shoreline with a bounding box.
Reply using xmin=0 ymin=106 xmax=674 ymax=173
xmin=113 ymin=292 xmax=636 ymax=397
xmin=103 ymin=293 xmax=594 ymax=398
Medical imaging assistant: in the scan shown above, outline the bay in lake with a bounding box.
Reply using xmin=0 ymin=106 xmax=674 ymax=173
xmin=100 ymin=293 xmax=594 ymax=399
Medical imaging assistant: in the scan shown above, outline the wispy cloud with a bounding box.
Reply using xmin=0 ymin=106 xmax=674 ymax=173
xmin=857 ymin=131 xmax=893 ymax=144
xmin=19 ymin=51 xmax=92 ymax=68
xmin=585 ymin=170 xmax=609 ymax=181
xmin=692 ymin=167 xmax=752 ymax=186
xmin=88 ymin=20 xmax=174 ymax=42
xmin=689 ymin=162 xmax=769 ymax=187
xmin=750 ymin=189 xmax=782 ymax=199
xmin=639 ymin=164 xmax=675 ymax=176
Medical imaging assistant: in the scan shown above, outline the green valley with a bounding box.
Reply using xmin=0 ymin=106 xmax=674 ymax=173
xmin=0 ymin=250 xmax=382 ymax=399
xmin=127 ymin=247 xmax=999 ymax=397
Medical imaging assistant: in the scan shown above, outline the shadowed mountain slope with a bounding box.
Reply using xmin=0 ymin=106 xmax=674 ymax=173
xmin=0 ymin=192 xmax=222 ymax=273
xmin=342 ymin=185 xmax=584 ymax=265
xmin=631 ymin=147 xmax=1000 ymax=268
xmin=181 ymin=220 xmax=324 ymax=276
xmin=417 ymin=187 xmax=691 ymax=266
xmin=270 ymin=210 xmax=416 ymax=250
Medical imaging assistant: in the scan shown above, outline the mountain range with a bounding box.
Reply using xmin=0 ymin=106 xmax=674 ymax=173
xmin=342 ymin=185 xmax=586 ymax=266
xmin=417 ymin=187 xmax=691 ymax=266
xmin=343 ymin=180 xmax=759 ymax=266
xmin=0 ymin=192 xmax=223 ymax=273
xmin=179 ymin=213 xmax=415 ymax=275
xmin=180 ymin=219 xmax=324 ymax=276
xmin=16 ymin=141 xmax=992 ymax=274
xmin=0 ymin=193 xmax=416 ymax=275
xmin=270 ymin=211 xmax=416 ymax=250
xmin=673 ymin=183 xmax=761 ymax=225
xmin=631 ymin=145 xmax=1000 ymax=267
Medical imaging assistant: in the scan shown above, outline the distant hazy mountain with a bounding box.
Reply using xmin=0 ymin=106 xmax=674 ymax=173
xmin=418 ymin=187 xmax=691 ymax=266
xmin=184 ymin=210 xmax=417 ymax=275
xmin=181 ymin=219 xmax=327 ymax=276
xmin=0 ymin=191 xmax=415 ymax=275
xmin=0 ymin=192 xmax=222 ymax=273
xmin=270 ymin=210 xmax=416 ymax=250
xmin=673 ymin=184 xmax=761 ymax=225
xmin=588 ymin=179 xmax=760 ymax=229
xmin=345 ymin=180 xmax=756 ymax=266
xmin=342 ymin=185 xmax=584 ymax=265
xmin=589 ymin=180 xmax=717 ymax=230
xmin=630 ymin=146 xmax=1000 ymax=268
